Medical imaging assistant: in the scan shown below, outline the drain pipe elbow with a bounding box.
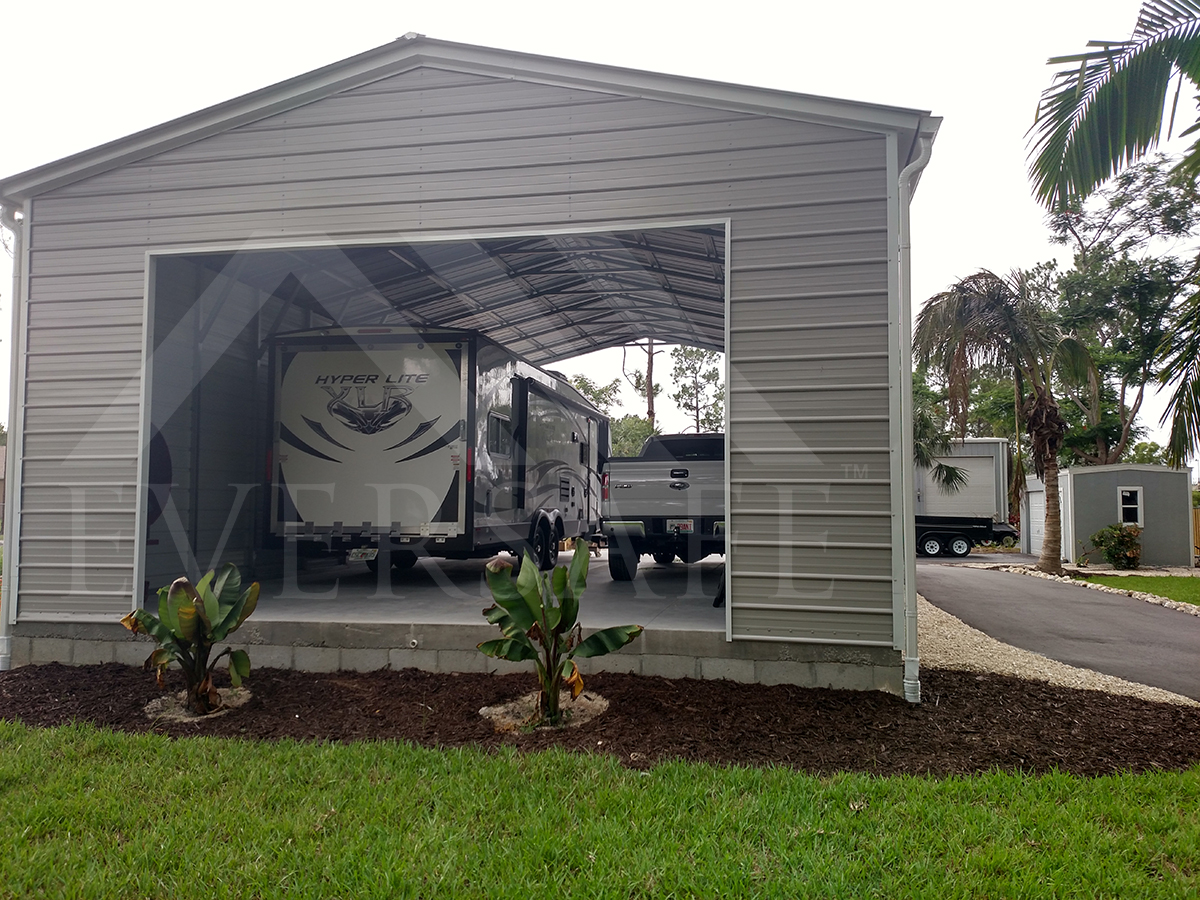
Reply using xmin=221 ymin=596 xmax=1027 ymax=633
xmin=0 ymin=200 xmax=23 ymax=671
xmin=897 ymin=122 xmax=937 ymax=704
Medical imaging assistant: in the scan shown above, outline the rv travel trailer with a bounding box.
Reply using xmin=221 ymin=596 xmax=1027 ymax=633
xmin=270 ymin=328 xmax=608 ymax=571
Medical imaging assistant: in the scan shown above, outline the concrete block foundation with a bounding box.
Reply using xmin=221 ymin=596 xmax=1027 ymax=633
xmin=8 ymin=619 xmax=904 ymax=696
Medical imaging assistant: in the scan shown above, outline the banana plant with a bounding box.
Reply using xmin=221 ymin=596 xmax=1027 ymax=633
xmin=479 ymin=542 xmax=642 ymax=726
xmin=120 ymin=562 xmax=259 ymax=715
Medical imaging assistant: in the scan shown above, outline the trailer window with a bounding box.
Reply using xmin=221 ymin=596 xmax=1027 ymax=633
xmin=487 ymin=412 xmax=512 ymax=457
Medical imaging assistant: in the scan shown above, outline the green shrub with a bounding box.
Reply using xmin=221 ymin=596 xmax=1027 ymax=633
xmin=478 ymin=543 xmax=642 ymax=726
xmin=1087 ymin=524 xmax=1143 ymax=570
xmin=120 ymin=562 xmax=259 ymax=714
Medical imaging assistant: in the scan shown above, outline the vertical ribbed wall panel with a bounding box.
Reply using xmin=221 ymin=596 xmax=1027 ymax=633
xmin=17 ymin=65 xmax=900 ymax=645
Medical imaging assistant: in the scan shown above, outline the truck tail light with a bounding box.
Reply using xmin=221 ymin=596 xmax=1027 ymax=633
xmin=601 ymin=472 xmax=609 ymax=501
xmin=466 ymin=447 xmax=474 ymax=482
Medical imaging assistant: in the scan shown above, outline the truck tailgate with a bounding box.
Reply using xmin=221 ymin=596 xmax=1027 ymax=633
xmin=603 ymin=460 xmax=725 ymax=520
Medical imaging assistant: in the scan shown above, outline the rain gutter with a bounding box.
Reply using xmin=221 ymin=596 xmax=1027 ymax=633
xmin=897 ymin=119 xmax=937 ymax=703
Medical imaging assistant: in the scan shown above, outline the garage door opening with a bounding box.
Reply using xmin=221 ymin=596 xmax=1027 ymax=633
xmin=142 ymin=222 xmax=728 ymax=605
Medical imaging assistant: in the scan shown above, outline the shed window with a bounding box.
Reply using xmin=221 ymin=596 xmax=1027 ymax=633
xmin=1118 ymin=486 xmax=1143 ymax=527
xmin=487 ymin=412 xmax=512 ymax=457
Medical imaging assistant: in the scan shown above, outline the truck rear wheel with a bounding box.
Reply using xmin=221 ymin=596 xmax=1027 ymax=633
xmin=608 ymin=547 xmax=638 ymax=581
xmin=392 ymin=551 xmax=419 ymax=570
xmin=919 ymin=535 xmax=943 ymax=557
xmin=948 ymin=535 xmax=972 ymax=558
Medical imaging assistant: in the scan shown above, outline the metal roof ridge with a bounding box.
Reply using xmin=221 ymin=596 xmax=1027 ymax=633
xmin=1 ymin=34 xmax=936 ymax=202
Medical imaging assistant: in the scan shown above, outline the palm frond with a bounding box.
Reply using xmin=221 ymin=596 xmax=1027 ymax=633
xmin=930 ymin=461 xmax=970 ymax=494
xmin=1159 ymin=293 xmax=1200 ymax=466
xmin=1028 ymin=0 xmax=1200 ymax=209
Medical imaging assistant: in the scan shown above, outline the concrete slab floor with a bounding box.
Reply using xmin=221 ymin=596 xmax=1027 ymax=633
xmin=228 ymin=552 xmax=727 ymax=632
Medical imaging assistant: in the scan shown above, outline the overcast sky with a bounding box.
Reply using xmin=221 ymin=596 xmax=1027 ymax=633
xmin=0 ymin=0 xmax=1192 ymax=464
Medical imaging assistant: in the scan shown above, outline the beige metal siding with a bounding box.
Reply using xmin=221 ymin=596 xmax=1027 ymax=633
xmin=17 ymin=66 xmax=899 ymax=645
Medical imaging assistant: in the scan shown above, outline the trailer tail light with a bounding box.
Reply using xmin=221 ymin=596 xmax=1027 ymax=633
xmin=601 ymin=472 xmax=609 ymax=501
xmin=466 ymin=447 xmax=474 ymax=482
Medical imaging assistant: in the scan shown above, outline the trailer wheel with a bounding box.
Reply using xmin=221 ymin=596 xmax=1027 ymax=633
xmin=948 ymin=535 xmax=972 ymax=558
xmin=652 ymin=550 xmax=676 ymax=565
xmin=919 ymin=535 xmax=944 ymax=557
xmin=533 ymin=521 xmax=557 ymax=570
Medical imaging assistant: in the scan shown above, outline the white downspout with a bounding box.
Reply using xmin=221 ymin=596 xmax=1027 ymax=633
xmin=897 ymin=121 xmax=937 ymax=703
xmin=0 ymin=201 xmax=23 ymax=670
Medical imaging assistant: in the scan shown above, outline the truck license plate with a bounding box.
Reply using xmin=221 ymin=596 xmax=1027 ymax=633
xmin=666 ymin=518 xmax=694 ymax=534
xmin=348 ymin=548 xmax=378 ymax=562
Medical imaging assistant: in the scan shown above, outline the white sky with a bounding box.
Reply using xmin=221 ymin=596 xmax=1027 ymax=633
xmin=0 ymin=0 xmax=1193 ymax=471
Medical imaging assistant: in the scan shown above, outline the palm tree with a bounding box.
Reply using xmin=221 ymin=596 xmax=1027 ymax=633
xmin=1029 ymin=1 xmax=1200 ymax=469
xmin=1028 ymin=0 xmax=1200 ymax=211
xmin=914 ymin=270 xmax=1094 ymax=574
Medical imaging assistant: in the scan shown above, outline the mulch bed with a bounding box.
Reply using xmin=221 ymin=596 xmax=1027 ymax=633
xmin=3 ymin=662 xmax=1199 ymax=777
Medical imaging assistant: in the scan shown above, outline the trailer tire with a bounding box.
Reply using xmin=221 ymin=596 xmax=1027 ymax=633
xmin=652 ymin=550 xmax=676 ymax=565
xmin=533 ymin=521 xmax=557 ymax=571
xmin=948 ymin=535 xmax=972 ymax=558
xmin=919 ymin=535 xmax=944 ymax=557
xmin=608 ymin=547 xmax=638 ymax=581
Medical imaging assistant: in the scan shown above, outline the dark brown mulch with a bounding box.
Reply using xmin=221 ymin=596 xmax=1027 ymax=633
xmin=2 ymin=662 xmax=1198 ymax=777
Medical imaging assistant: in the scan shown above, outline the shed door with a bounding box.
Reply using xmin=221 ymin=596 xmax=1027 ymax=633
xmin=923 ymin=456 xmax=998 ymax=518
xmin=1028 ymin=490 xmax=1046 ymax=555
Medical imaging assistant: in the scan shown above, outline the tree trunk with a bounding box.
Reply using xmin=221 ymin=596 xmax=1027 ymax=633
xmin=1038 ymin=452 xmax=1064 ymax=575
xmin=646 ymin=337 xmax=656 ymax=430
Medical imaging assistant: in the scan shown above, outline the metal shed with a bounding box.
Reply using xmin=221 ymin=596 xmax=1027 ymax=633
xmin=0 ymin=36 xmax=939 ymax=699
xmin=1024 ymin=465 xmax=1194 ymax=567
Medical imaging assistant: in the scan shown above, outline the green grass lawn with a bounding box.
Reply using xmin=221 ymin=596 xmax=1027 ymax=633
xmin=1 ymin=722 xmax=1198 ymax=898
xmin=1084 ymin=575 xmax=1200 ymax=606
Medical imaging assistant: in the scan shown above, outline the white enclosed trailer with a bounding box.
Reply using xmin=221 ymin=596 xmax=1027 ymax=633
xmin=271 ymin=327 xmax=606 ymax=570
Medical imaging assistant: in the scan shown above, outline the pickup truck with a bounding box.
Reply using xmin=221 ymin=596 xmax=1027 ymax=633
xmin=914 ymin=515 xmax=1019 ymax=557
xmin=600 ymin=433 xmax=725 ymax=581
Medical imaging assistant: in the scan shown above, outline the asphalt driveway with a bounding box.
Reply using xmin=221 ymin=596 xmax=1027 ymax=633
xmin=917 ymin=563 xmax=1200 ymax=701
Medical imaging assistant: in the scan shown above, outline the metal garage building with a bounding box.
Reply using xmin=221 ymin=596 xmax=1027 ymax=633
xmin=0 ymin=36 xmax=939 ymax=699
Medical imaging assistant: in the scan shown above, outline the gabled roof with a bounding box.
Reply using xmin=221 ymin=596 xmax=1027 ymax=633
xmin=0 ymin=34 xmax=937 ymax=203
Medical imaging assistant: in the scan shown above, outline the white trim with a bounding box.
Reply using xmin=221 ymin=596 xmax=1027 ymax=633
xmin=1 ymin=200 xmax=30 ymax=635
xmin=885 ymin=131 xmax=905 ymax=653
xmin=1117 ymin=484 xmax=1145 ymax=528
xmin=144 ymin=216 xmax=734 ymax=261
xmin=131 ymin=254 xmax=156 ymax=614
xmin=723 ymin=219 xmax=733 ymax=642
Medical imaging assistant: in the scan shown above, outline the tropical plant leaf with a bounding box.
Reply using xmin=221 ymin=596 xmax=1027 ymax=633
xmin=561 ymin=543 xmax=588 ymax=632
xmin=197 ymin=581 xmax=219 ymax=634
xmin=157 ymin=586 xmax=178 ymax=635
xmin=123 ymin=609 xmax=179 ymax=650
xmin=234 ymin=582 xmax=260 ymax=630
xmin=562 ymin=658 xmax=584 ymax=699
xmin=229 ymin=649 xmax=251 ymax=688
xmin=483 ymin=604 xmax=530 ymax=640
xmin=146 ymin=647 xmax=173 ymax=671
xmin=212 ymin=562 xmax=242 ymax=611
xmin=514 ymin=551 xmax=544 ymax=623
xmin=573 ymin=624 xmax=644 ymax=658
xmin=484 ymin=562 xmax=537 ymax=633
xmin=477 ymin=637 xmax=538 ymax=662
xmin=175 ymin=603 xmax=199 ymax=643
